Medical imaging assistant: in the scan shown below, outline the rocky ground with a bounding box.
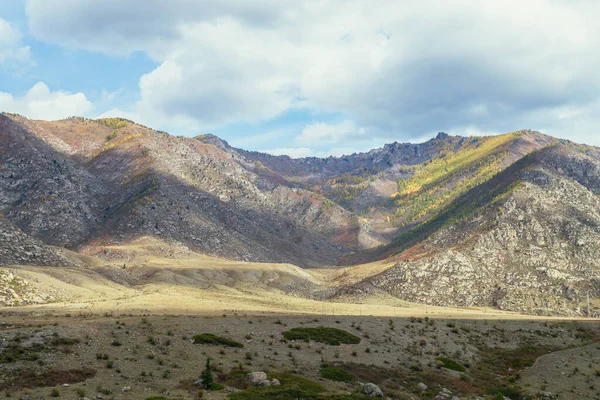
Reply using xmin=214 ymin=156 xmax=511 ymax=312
xmin=0 ymin=313 xmax=598 ymax=400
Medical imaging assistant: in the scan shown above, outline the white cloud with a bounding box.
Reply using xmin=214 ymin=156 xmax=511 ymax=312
xmin=0 ymin=82 xmax=93 ymax=120
xmin=261 ymin=147 xmax=314 ymax=158
xmin=0 ymin=18 xmax=21 ymax=45
xmin=0 ymin=18 xmax=33 ymax=67
xmin=23 ymin=0 xmax=600 ymax=145
xmin=317 ymin=147 xmax=360 ymax=157
xmin=296 ymin=120 xmax=365 ymax=145
xmin=261 ymin=146 xmax=364 ymax=158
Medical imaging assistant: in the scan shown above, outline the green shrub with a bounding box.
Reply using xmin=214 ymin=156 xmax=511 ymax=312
xmin=486 ymin=386 xmax=522 ymax=398
xmin=282 ymin=327 xmax=360 ymax=346
xmin=192 ymin=333 xmax=244 ymax=348
xmin=145 ymin=397 xmax=184 ymax=400
xmin=229 ymin=373 xmax=326 ymax=400
xmin=436 ymin=357 xmax=466 ymax=372
xmin=320 ymin=367 xmax=354 ymax=382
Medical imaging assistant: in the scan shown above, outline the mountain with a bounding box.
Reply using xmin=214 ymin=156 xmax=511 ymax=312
xmin=1 ymin=112 xmax=599 ymax=315
xmin=0 ymin=114 xmax=380 ymax=267
xmin=335 ymin=143 xmax=600 ymax=315
xmin=241 ymin=131 xmax=554 ymax=238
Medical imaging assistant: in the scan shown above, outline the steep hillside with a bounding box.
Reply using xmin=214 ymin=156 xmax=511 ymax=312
xmin=0 ymin=215 xmax=78 ymax=267
xmin=387 ymin=130 xmax=555 ymax=226
xmin=0 ymin=113 xmax=576 ymax=268
xmin=0 ymin=114 xmax=377 ymax=267
xmin=338 ymin=144 xmax=600 ymax=315
xmin=2 ymin=112 xmax=600 ymax=315
xmin=241 ymin=131 xmax=554 ymax=239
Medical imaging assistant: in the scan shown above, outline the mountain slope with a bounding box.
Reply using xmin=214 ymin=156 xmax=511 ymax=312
xmin=0 ymin=114 xmax=377 ymax=267
xmin=241 ymin=131 xmax=554 ymax=240
xmin=336 ymin=144 xmax=600 ymax=315
xmin=2 ymin=113 xmax=600 ymax=315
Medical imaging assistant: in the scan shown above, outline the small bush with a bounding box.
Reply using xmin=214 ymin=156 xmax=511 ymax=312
xmin=282 ymin=327 xmax=360 ymax=346
xmin=192 ymin=333 xmax=244 ymax=348
xmin=436 ymin=357 xmax=466 ymax=372
xmin=50 ymin=388 xmax=60 ymax=397
xmin=319 ymin=367 xmax=354 ymax=382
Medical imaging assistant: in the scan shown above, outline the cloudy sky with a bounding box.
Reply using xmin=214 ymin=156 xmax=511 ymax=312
xmin=1 ymin=1 xmax=599 ymax=157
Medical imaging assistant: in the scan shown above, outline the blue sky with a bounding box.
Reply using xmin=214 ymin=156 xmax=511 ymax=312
xmin=1 ymin=1 xmax=600 ymax=157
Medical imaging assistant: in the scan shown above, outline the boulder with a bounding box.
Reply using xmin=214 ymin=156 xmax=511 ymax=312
xmin=247 ymin=371 xmax=268 ymax=385
xmin=362 ymin=382 xmax=384 ymax=397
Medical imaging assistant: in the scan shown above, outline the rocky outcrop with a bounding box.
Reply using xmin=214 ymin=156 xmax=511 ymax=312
xmin=0 ymin=270 xmax=55 ymax=306
xmin=362 ymin=382 xmax=384 ymax=397
xmin=246 ymin=371 xmax=280 ymax=386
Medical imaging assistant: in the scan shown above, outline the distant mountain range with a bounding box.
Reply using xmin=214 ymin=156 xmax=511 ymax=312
xmin=1 ymin=112 xmax=598 ymax=315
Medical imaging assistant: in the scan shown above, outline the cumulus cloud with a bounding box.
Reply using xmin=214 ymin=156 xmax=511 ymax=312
xmin=0 ymin=18 xmax=33 ymax=67
xmin=0 ymin=82 xmax=93 ymax=120
xmin=24 ymin=0 xmax=600 ymax=145
xmin=261 ymin=146 xmax=361 ymax=158
xmin=296 ymin=120 xmax=365 ymax=145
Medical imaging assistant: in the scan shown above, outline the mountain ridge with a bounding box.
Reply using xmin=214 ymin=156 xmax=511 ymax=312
xmin=1 ymin=112 xmax=599 ymax=315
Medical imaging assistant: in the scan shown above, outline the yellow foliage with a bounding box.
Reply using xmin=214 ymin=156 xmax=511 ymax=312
xmin=391 ymin=132 xmax=520 ymax=226
xmin=96 ymin=118 xmax=129 ymax=129
xmin=92 ymin=133 xmax=143 ymax=158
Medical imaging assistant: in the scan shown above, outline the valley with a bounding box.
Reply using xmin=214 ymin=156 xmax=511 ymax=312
xmin=1 ymin=114 xmax=600 ymax=399
xmin=1 ymin=113 xmax=599 ymax=317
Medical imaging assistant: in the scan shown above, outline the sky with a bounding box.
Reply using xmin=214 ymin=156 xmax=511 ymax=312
xmin=1 ymin=0 xmax=600 ymax=157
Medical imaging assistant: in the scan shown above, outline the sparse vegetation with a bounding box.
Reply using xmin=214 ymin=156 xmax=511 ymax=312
xmin=192 ymin=333 xmax=244 ymax=348
xmin=320 ymin=366 xmax=354 ymax=382
xmin=436 ymin=357 xmax=466 ymax=372
xmin=282 ymin=327 xmax=361 ymax=346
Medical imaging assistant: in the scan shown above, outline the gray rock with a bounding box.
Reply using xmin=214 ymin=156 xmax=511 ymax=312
xmin=362 ymin=382 xmax=384 ymax=397
xmin=247 ymin=371 xmax=268 ymax=385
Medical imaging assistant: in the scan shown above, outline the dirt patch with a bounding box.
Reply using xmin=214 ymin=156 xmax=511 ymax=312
xmin=0 ymin=368 xmax=96 ymax=391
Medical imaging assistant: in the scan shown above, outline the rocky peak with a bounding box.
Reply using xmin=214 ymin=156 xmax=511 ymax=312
xmin=195 ymin=133 xmax=230 ymax=150
xmin=436 ymin=132 xmax=449 ymax=140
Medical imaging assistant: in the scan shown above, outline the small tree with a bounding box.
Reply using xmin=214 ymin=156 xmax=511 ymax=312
xmin=200 ymin=358 xmax=214 ymax=390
